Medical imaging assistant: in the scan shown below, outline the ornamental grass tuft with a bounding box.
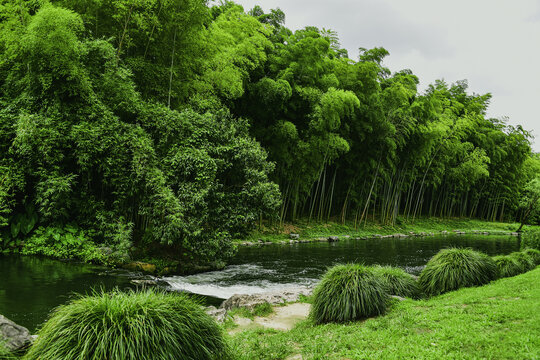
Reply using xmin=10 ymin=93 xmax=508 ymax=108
xmin=23 ymin=289 xmax=231 ymax=360
xmin=509 ymin=251 xmax=535 ymax=271
xmin=493 ymin=255 xmax=524 ymax=278
xmin=522 ymin=248 xmax=540 ymax=265
xmin=418 ymin=248 xmax=497 ymax=296
xmin=372 ymin=265 xmax=422 ymax=299
xmin=310 ymin=264 xmax=389 ymax=324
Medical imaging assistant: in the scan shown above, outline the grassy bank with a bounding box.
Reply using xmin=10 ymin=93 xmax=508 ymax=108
xmin=230 ymin=267 xmax=540 ymax=359
xmin=238 ymin=218 xmax=536 ymax=244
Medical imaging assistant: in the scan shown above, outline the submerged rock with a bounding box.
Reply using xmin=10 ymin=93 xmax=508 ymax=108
xmin=130 ymin=278 xmax=170 ymax=288
xmin=0 ymin=314 xmax=34 ymax=352
xmin=220 ymin=287 xmax=313 ymax=311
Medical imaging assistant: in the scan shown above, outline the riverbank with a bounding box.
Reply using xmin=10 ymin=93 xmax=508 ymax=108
xmin=230 ymin=267 xmax=540 ymax=359
xmin=236 ymin=218 xmax=533 ymax=245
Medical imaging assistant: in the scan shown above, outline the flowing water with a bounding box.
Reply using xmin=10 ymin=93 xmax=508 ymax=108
xmin=164 ymin=234 xmax=520 ymax=298
xmin=0 ymin=234 xmax=520 ymax=332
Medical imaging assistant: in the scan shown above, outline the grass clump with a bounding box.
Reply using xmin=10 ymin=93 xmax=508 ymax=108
xmin=23 ymin=289 xmax=230 ymax=360
xmin=372 ymin=265 xmax=422 ymax=299
xmin=493 ymin=255 xmax=523 ymax=278
xmin=419 ymin=248 xmax=498 ymax=296
xmin=509 ymin=251 xmax=535 ymax=271
xmin=310 ymin=264 xmax=388 ymax=324
xmin=522 ymin=248 xmax=540 ymax=265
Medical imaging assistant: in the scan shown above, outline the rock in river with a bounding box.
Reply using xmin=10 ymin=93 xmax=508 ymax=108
xmin=0 ymin=314 xmax=34 ymax=352
xmin=220 ymin=287 xmax=313 ymax=311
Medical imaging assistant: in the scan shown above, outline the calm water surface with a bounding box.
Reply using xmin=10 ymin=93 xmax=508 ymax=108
xmin=0 ymin=256 xmax=136 ymax=332
xmin=0 ymin=234 xmax=520 ymax=332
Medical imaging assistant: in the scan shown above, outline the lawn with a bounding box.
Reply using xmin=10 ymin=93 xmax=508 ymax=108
xmin=230 ymin=267 xmax=540 ymax=359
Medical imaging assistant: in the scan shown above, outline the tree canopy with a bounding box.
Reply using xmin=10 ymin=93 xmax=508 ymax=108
xmin=0 ymin=1 xmax=537 ymax=264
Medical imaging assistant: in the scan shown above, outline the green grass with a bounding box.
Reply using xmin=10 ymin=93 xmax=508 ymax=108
xmin=522 ymin=248 xmax=540 ymax=265
xmin=419 ymin=248 xmax=498 ymax=296
xmin=509 ymin=251 xmax=536 ymax=271
xmin=310 ymin=264 xmax=388 ymax=324
xmin=238 ymin=218 xmax=531 ymax=244
xmin=23 ymin=289 xmax=231 ymax=360
xmin=493 ymin=255 xmax=524 ymax=278
xmin=372 ymin=265 xmax=422 ymax=299
xmin=230 ymin=268 xmax=540 ymax=359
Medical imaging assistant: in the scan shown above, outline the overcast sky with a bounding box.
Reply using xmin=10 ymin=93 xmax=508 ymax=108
xmin=233 ymin=0 xmax=540 ymax=152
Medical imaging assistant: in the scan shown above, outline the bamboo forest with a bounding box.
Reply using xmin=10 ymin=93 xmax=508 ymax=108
xmin=0 ymin=1 xmax=539 ymax=359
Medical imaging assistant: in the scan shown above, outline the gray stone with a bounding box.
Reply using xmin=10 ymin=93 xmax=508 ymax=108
xmin=0 ymin=314 xmax=33 ymax=352
xmin=220 ymin=287 xmax=313 ymax=311
xmin=205 ymin=306 xmax=227 ymax=323
xmin=130 ymin=278 xmax=169 ymax=288
xmin=289 ymin=233 xmax=300 ymax=240
xmin=328 ymin=236 xmax=339 ymax=242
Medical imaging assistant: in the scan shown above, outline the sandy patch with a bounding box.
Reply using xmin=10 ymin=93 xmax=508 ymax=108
xmin=230 ymin=303 xmax=311 ymax=334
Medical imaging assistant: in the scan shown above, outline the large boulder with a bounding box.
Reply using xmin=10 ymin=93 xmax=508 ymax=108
xmin=220 ymin=287 xmax=313 ymax=311
xmin=0 ymin=314 xmax=33 ymax=352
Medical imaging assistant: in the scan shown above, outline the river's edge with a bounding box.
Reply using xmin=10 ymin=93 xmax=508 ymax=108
xmin=236 ymin=229 xmax=520 ymax=246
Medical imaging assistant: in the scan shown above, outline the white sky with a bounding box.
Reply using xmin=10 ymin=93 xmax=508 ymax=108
xmin=233 ymin=0 xmax=540 ymax=152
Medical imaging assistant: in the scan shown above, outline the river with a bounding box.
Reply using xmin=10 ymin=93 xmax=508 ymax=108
xmin=0 ymin=234 xmax=520 ymax=332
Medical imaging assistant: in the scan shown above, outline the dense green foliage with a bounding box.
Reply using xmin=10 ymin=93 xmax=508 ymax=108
xmin=23 ymin=289 xmax=230 ymax=360
xmin=310 ymin=264 xmax=388 ymax=324
xmin=493 ymin=255 xmax=524 ymax=278
xmin=0 ymin=3 xmax=279 ymax=264
xmin=0 ymin=0 xmax=538 ymax=265
xmin=372 ymin=265 xmax=422 ymax=299
xmin=419 ymin=248 xmax=498 ymax=295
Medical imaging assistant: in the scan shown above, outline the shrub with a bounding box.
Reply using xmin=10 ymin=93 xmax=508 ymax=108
xmin=493 ymin=255 xmax=524 ymax=278
xmin=509 ymin=251 xmax=535 ymax=271
xmin=23 ymin=289 xmax=230 ymax=360
xmin=418 ymin=248 xmax=498 ymax=296
xmin=21 ymin=225 xmax=103 ymax=263
xmin=522 ymin=249 xmax=540 ymax=265
xmin=372 ymin=265 xmax=422 ymax=299
xmin=310 ymin=264 xmax=388 ymax=324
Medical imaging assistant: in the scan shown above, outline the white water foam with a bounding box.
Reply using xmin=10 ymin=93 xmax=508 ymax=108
xmin=163 ymin=264 xmax=317 ymax=299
